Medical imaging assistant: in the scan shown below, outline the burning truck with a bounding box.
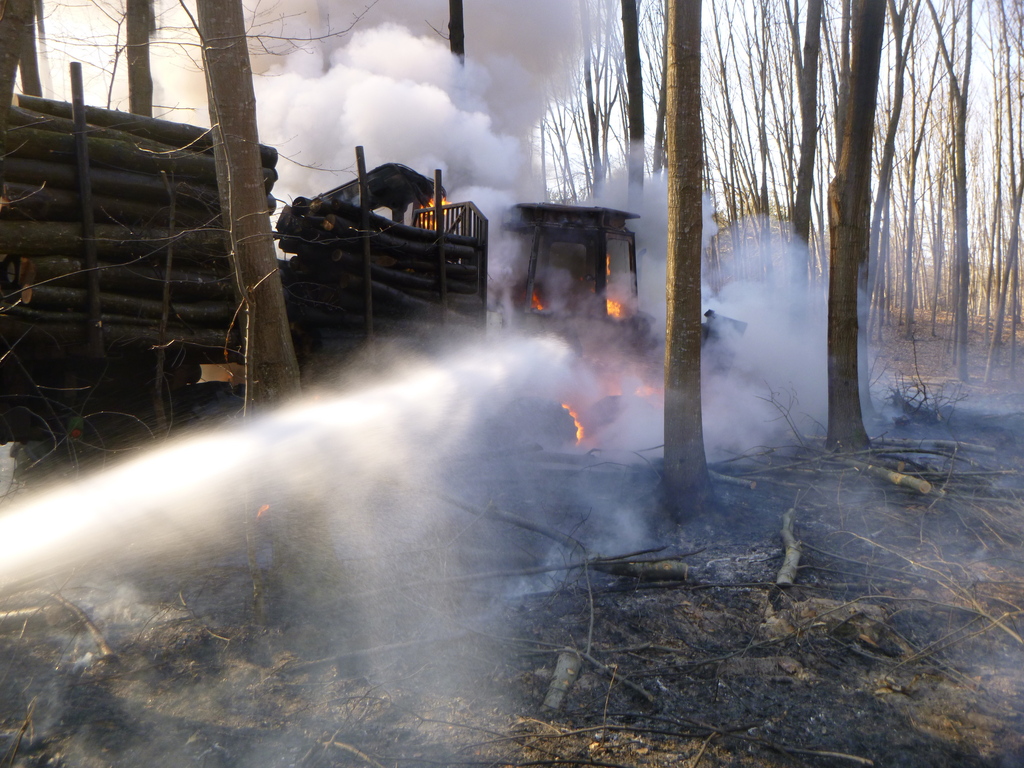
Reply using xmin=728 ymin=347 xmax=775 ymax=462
xmin=274 ymin=164 xmax=657 ymax=366
xmin=275 ymin=164 xmax=744 ymax=450
xmin=0 ymin=95 xmax=741 ymax=468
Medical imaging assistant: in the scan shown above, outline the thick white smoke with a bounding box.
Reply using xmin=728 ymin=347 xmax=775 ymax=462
xmin=577 ymin=173 xmax=828 ymax=461
xmin=249 ymin=0 xmax=577 ymax=213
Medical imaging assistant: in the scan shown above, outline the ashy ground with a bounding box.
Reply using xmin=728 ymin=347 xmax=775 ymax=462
xmin=3 ymin=321 xmax=1024 ymax=768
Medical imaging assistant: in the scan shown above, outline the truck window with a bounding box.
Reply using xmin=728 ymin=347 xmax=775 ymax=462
xmin=533 ymin=241 xmax=591 ymax=312
xmin=605 ymin=239 xmax=635 ymax=318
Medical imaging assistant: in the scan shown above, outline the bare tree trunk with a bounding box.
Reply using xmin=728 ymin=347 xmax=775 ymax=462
xmin=869 ymin=0 xmax=917 ymax=336
xmin=985 ymin=0 xmax=1021 ymax=381
xmin=789 ymin=0 xmax=824 ymax=289
xmin=195 ymin=0 xmax=301 ymax=408
xmin=448 ymin=0 xmax=465 ymax=63
xmin=2 ymin=0 xmax=36 ymax=189
xmin=622 ymin=0 xmax=644 ymax=205
xmin=663 ymin=0 xmax=711 ymax=521
xmin=927 ymin=0 xmax=973 ymax=381
xmin=195 ymin=0 xmax=321 ymax=626
xmin=580 ymin=0 xmax=604 ymax=197
xmin=16 ymin=1 xmax=41 ymax=97
xmin=826 ymin=0 xmax=885 ymax=451
xmin=126 ymin=0 xmax=153 ymax=116
xmin=653 ymin=7 xmax=668 ymax=175
xmin=903 ymin=50 xmax=939 ymax=338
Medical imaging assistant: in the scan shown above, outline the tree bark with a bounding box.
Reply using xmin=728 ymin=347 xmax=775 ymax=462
xmin=1 ymin=0 xmax=36 ymax=194
xmin=826 ymin=0 xmax=885 ymax=451
xmin=662 ymin=0 xmax=711 ymax=520
xmin=126 ymin=0 xmax=154 ymax=117
xmin=196 ymin=0 xmax=326 ymax=630
xmin=790 ymin=0 xmax=824 ymax=281
xmin=622 ymin=0 xmax=644 ymax=205
xmin=579 ymin=0 xmax=603 ymax=197
xmin=16 ymin=0 xmax=41 ymax=97
xmin=653 ymin=11 xmax=669 ymax=175
xmin=926 ymin=0 xmax=972 ymax=381
xmin=448 ymin=0 xmax=465 ymax=63
xmin=196 ymin=0 xmax=300 ymax=409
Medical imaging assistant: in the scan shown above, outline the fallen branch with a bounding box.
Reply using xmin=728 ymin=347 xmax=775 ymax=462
xmin=49 ymin=593 xmax=115 ymax=658
xmin=839 ymin=459 xmax=933 ymax=494
xmin=590 ymin=559 xmax=689 ymax=582
xmin=871 ymin=437 xmax=997 ymax=455
xmin=541 ymin=651 xmax=583 ymax=712
xmin=710 ymin=470 xmax=757 ymax=489
xmin=578 ymin=650 xmax=654 ymax=703
xmin=776 ymin=507 xmax=802 ymax=586
xmin=326 ymin=740 xmax=387 ymax=768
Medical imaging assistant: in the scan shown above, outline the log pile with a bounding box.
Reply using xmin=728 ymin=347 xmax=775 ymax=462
xmin=0 ymin=93 xmax=279 ymax=358
xmin=275 ymin=168 xmax=488 ymax=333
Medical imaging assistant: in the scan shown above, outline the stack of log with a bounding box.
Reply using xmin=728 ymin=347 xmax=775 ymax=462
xmin=276 ymin=177 xmax=488 ymax=332
xmin=0 ymin=93 xmax=278 ymax=357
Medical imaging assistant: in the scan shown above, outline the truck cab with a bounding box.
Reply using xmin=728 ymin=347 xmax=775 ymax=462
xmin=503 ymin=203 xmax=639 ymax=320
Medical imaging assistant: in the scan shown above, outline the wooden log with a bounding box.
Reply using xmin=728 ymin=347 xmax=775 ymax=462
xmin=348 ymin=275 xmax=438 ymax=312
xmin=319 ymin=199 xmax=483 ymax=247
xmin=870 ymin=437 xmax=998 ymax=455
xmin=710 ymin=470 xmax=757 ymax=489
xmin=286 ymin=304 xmax=365 ymax=329
xmin=541 ymin=651 xmax=582 ymax=712
xmin=400 ymin=259 xmax=479 ymax=279
xmin=0 ymin=308 xmax=236 ymax=349
xmin=4 ymin=157 xmax=223 ymax=209
xmin=0 ymin=182 xmax=221 ymax=228
xmin=776 ymin=507 xmax=802 ymax=586
xmin=0 ymin=221 xmax=229 ymax=259
xmin=320 ymin=197 xmax=483 ymax=248
xmin=27 ymin=255 xmax=234 ymax=300
xmin=281 ymin=238 xmax=478 ymax=282
xmin=841 ymin=458 xmax=933 ymax=494
xmin=15 ymin=93 xmax=279 ymax=168
xmin=301 ymin=215 xmax=480 ymax=262
xmin=591 ymin=559 xmax=690 ymax=581
xmin=395 ymin=284 xmax=485 ymax=312
xmin=8 ymin=105 xmax=191 ymax=155
xmin=7 ymin=125 xmax=225 ymax=185
xmin=329 ymin=251 xmax=479 ymax=295
xmin=25 ymin=285 xmax=236 ymax=325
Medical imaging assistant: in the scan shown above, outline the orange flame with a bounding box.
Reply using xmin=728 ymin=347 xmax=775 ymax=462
xmin=532 ymin=291 xmax=545 ymax=311
xmin=256 ymin=504 xmax=270 ymax=518
xmin=606 ymin=298 xmax=624 ymax=318
xmin=562 ymin=404 xmax=584 ymax=444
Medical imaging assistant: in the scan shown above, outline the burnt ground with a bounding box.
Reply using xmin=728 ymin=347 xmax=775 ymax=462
xmin=4 ymin=322 xmax=1024 ymax=767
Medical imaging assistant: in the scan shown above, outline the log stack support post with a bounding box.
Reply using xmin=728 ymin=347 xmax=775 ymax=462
xmin=70 ymin=63 xmax=103 ymax=358
xmin=355 ymin=146 xmax=374 ymax=338
xmin=434 ymin=168 xmax=448 ymax=320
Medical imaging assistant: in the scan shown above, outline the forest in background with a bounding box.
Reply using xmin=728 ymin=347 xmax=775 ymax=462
xmin=7 ymin=0 xmax=1023 ymax=385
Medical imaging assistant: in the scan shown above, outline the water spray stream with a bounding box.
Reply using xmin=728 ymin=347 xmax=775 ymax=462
xmin=0 ymin=337 xmax=582 ymax=592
